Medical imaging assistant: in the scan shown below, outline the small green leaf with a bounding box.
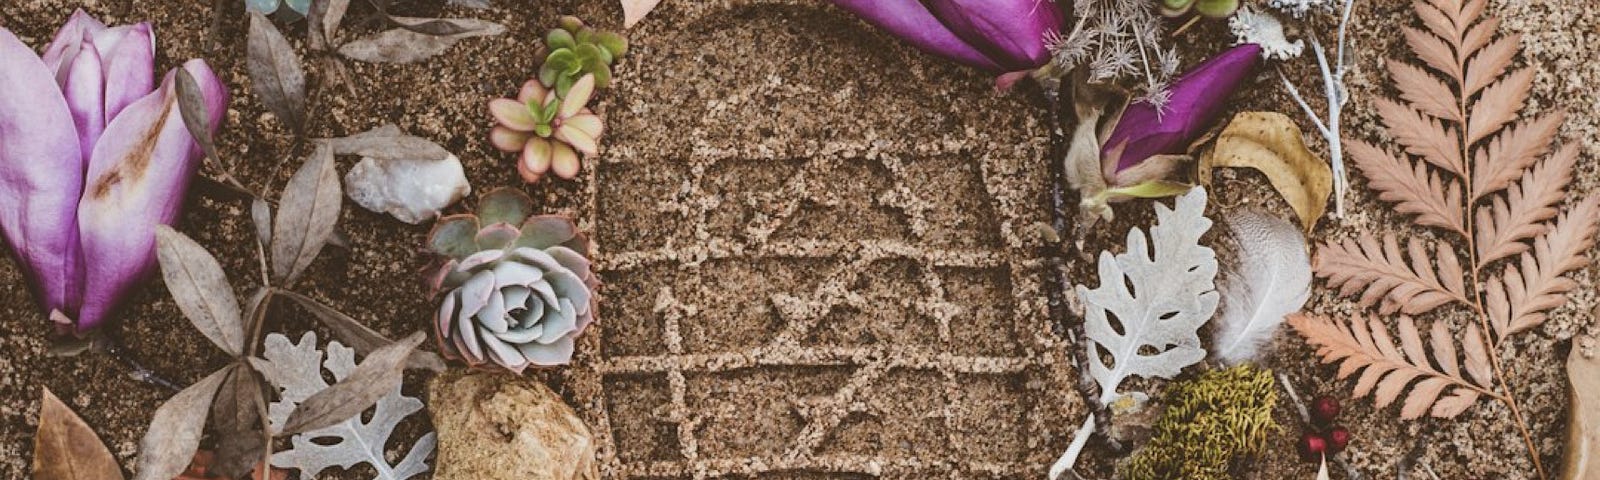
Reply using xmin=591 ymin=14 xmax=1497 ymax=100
xmin=575 ymin=27 xmax=595 ymax=45
xmin=1104 ymin=181 xmax=1194 ymax=200
xmin=478 ymin=188 xmax=534 ymax=226
xmin=596 ymin=32 xmax=628 ymax=58
xmin=538 ymin=63 xmax=559 ymax=87
xmin=546 ymin=29 xmax=575 ymax=50
xmin=589 ymin=61 xmax=612 ymax=88
xmin=428 ymin=215 xmax=481 ymax=259
xmin=558 ymin=15 xmax=585 ymax=32
xmin=534 ymin=124 xmax=553 ymax=137
xmin=1195 ymin=0 xmax=1239 ymax=17
xmin=555 ymin=74 xmax=575 ymax=98
xmin=576 ymin=44 xmax=607 ymax=67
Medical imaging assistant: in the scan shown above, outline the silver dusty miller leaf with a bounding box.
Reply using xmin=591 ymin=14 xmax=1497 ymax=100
xmin=1050 ymin=187 xmax=1219 ymax=480
xmin=255 ymin=332 xmax=435 ymax=480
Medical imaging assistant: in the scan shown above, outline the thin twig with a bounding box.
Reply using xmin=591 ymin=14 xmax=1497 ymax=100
xmin=102 ymin=337 xmax=182 ymax=393
xmin=1279 ymin=0 xmax=1355 ymax=219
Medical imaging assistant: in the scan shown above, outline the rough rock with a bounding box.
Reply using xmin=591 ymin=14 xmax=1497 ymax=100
xmin=428 ymin=371 xmax=598 ymax=480
xmin=343 ymin=154 xmax=470 ymax=224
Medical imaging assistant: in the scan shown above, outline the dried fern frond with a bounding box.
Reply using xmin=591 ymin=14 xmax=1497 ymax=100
xmin=1289 ymin=313 xmax=1495 ymax=419
xmin=1299 ymin=0 xmax=1596 ymax=471
xmin=1313 ymin=234 xmax=1468 ymax=315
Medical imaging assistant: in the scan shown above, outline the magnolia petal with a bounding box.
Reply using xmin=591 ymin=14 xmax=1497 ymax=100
xmin=1104 ymin=44 xmax=1262 ymax=173
xmin=555 ymin=124 xmax=599 ymax=156
xmin=489 ymin=98 xmax=538 ymax=131
xmin=489 ymin=125 xmax=531 ymax=152
xmin=93 ymin=23 xmax=156 ymax=121
xmin=0 ymin=28 xmax=87 ymax=320
xmin=551 ymin=142 xmax=580 ymax=179
xmin=517 ymin=79 xmax=550 ymax=104
xmin=559 ymin=75 xmax=596 ymax=118
xmin=62 ymin=39 xmax=106 ymax=164
xmin=75 ymin=60 xmax=227 ymax=331
xmin=519 ymin=335 xmax=576 ymax=366
xmin=924 ymin=0 xmax=1063 ymax=70
xmin=41 ymin=9 xmax=106 ymax=79
xmin=564 ymin=112 xmax=604 ymax=139
xmin=829 ymin=0 xmax=1002 ymax=71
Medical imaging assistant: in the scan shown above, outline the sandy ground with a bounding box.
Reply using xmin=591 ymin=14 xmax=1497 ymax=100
xmin=1 ymin=0 xmax=1598 ymax=479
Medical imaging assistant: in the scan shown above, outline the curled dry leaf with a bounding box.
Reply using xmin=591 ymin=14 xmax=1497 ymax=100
xmin=622 ymin=0 xmax=664 ymax=28
xmin=338 ymin=18 xmax=506 ymax=64
xmin=175 ymin=450 xmax=287 ymax=480
xmin=276 ymin=288 xmax=447 ymax=371
xmin=1199 ymin=111 xmax=1332 ymax=231
xmin=271 ymin=145 xmax=341 ymax=286
xmin=134 ymin=368 xmax=230 ymax=480
xmin=155 ymin=226 xmax=245 ymax=356
xmin=279 ymin=331 xmax=426 ymax=435
xmin=246 ymin=13 xmax=306 ymax=134
xmin=175 ymin=68 xmax=222 ymax=171
xmin=34 ymin=387 xmax=124 ymax=480
xmin=1564 ymin=334 xmax=1600 ymax=480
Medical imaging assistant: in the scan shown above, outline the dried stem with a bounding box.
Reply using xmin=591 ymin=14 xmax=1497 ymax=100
xmin=102 ymin=337 xmax=182 ymax=392
xmin=1276 ymin=372 xmax=1364 ymax=480
xmin=1280 ymin=0 xmax=1355 ymax=219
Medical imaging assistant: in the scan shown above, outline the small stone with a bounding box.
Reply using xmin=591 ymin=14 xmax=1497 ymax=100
xmin=344 ymin=154 xmax=471 ymax=224
xmin=429 ymin=371 xmax=598 ymax=480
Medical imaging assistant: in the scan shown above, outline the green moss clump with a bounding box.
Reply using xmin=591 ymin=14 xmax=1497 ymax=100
xmin=1121 ymin=364 xmax=1278 ymax=480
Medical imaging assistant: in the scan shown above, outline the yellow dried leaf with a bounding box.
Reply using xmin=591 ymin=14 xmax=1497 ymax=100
xmin=1200 ymin=111 xmax=1333 ymax=232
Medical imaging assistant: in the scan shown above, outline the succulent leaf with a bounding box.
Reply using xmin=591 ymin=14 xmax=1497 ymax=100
xmin=478 ymin=188 xmax=534 ymax=226
xmin=516 ymin=215 xmax=579 ymax=250
xmin=546 ymin=29 xmax=575 ymax=51
xmin=474 ymin=223 xmax=521 ymax=250
xmin=428 ymin=215 xmax=481 ymax=259
xmin=596 ymin=32 xmax=628 ymax=57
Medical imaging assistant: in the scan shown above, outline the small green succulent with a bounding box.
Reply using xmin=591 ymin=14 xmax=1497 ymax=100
xmin=539 ymin=16 xmax=628 ymax=96
xmin=1160 ymin=0 xmax=1239 ymax=17
xmin=1121 ymin=364 xmax=1279 ymax=480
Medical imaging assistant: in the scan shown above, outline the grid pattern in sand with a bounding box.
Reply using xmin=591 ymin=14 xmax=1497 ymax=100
xmin=565 ymin=2 xmax=1081 ymax=477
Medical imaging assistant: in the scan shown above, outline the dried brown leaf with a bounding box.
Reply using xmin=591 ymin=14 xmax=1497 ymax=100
xmin=34 ymin=387 xmax=124 ymax=480
xmin=1563 ymin=335 xmax=1600 ymax=480
xmin=271 ymin=145 xmax=341 ymax=286
xmin=134 ymin=368 xmax=229 ymax=480
xmin=175 ymin=68 xmax=221 ymax=171
xmin=155 ymin=226 xmax=245 ymax=356
xmin=246 ymin=13 xmax=306 ymax=134
xmin=1315 ymin=234 xmax=1469 ymax=315
xmin=1288 ymin=313 xmax=1491 ymax=419
xmin=208 ymin=364 xmax=265 ymax=479
xmin=1474 ymin=143 xmax=1577 ymax=266
xmin=279 ymin=332 xmax=425 ymax=435
xmin=275 ymin=289 xmax=445 ymax=371
xmin=1347 ymin=140 xmax=1465 ymax=234
xmin=338 ymin=18 xmax=505 ymax=64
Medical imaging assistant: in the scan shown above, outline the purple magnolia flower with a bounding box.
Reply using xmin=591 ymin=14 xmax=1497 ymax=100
xmin=1102 ymin=44 xmax=1263 ymax=179
xmin=830 ymin=0 xmax=1067 ymax=72
xmin=0 ymin=10 xmax=228 ymax=334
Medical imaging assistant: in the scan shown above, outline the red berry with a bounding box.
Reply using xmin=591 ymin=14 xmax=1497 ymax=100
xmin=1297 ymin=431 xmax=1328 ymax=461
xmin=1325 ymin=426 xmax=1352 ymax=454
xmin=1311 ymin=396 xmax=1342 ymax=425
